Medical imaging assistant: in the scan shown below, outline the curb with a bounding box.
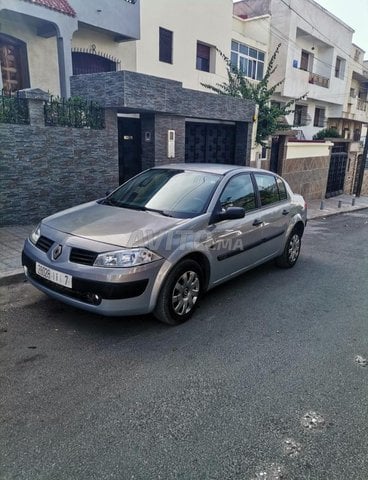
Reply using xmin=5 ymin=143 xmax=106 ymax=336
xmin=308 ymin=205 xmax=368 ymax=221
xmin=0 ymin=270 xmax=26 ymax=287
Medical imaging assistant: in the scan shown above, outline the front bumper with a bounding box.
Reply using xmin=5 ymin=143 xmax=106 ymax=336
xmin=22 ymin=238 xmax=164 ymax=316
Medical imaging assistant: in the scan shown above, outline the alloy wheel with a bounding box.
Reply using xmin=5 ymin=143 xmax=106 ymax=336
xmin=172 ymin=270 xmax=200 ymax=316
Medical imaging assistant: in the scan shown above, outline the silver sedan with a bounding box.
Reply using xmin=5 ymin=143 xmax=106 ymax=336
xmin=22 ymin=164 xmax=307 ymax=325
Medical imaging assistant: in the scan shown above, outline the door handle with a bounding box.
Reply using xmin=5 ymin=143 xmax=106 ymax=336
xmin=253 ymin=219 xmax=263 ymax=226
xmin=282 ymin=209 xmax=290 ymax=215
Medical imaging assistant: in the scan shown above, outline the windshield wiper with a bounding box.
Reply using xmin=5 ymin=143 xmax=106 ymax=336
xmin=101 ymin=200 xmax=173 ymax=217
xmin=101 ymin=197 xmax=119 ymax=207
xmin=144 ymin=207 xmax=174 ymax=218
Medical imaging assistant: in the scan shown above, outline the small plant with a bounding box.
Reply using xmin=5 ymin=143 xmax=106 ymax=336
xmin=44 ymin=96 xmax=105 ymax=129
xmin=313 ymin=128 xmax=342 ymax=140
xmin=0 ymin=91 xmax=29 ymax=125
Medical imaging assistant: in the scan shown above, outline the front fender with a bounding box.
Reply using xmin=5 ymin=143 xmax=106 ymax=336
xmin=147 ymin=242 xmax=213 ymax=312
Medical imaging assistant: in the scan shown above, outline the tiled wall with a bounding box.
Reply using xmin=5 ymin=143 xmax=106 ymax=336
xmin=281 ymin=156 xmax=331 ymax=200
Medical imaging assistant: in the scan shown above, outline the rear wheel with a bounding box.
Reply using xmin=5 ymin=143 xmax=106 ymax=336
xmin=276 ymin=229 xmax=301 ymax=268
xmin=154 ymin=259 xmax=203 ymax=325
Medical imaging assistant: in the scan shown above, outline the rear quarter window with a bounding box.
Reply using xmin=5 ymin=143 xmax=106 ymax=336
xmin=276 ymin=177 xmax=288 ymax=200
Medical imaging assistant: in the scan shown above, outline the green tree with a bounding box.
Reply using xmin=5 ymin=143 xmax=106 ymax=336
xmin=202 ymin=44 xmax=302 ymax=146
xmin=313 ymin=127 xmax=341 ymax=140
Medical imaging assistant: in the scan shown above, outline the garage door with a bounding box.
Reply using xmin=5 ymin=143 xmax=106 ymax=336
xmin=185 ymin=122 xmax=236 ymax=164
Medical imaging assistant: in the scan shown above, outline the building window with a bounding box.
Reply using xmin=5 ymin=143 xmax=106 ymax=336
xmin=159 ymin=27 xmax=173 ymax=64
xmin=313 ymin=107 xmax=325 ymax=127
xmin=335 ymin=56 xmax=345 ymax=79
xmin=294 ymin=104 xmax=308 ymax=127
xmin=196 ymin=42 xmax=211 ymax=72
xmin=0 ymin=33 xmax=30 ymax=93
xmin=300 ymin=50 xmax=311 ymax=72
xmin=350 ymin=88 xmax=356 ymax=98
xmin=353 ymin=129 xmax=361 ymax=142
xmin=72 ymin=52 xmax=117 ymax=75
xmin=230 ymin=40 xmax=265 ymax=80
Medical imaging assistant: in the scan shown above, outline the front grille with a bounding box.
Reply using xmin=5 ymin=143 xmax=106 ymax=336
xmin=35 ymin=236 xmax=54 ymax=252
xmin=69 ymin=248 xmax=98 ymax=266
xmin=22 ymin=252 xmax=148 ymax=303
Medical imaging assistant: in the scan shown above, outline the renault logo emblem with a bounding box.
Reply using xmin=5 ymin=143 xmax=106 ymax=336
xmin=52 ymin=245 xmax=63 ymax=260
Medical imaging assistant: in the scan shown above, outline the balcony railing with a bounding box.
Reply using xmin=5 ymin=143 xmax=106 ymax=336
xmin=357 ymin=99 xmax=367 ymax=111
xmin=309 ymin=73 xmax=329 ymax=88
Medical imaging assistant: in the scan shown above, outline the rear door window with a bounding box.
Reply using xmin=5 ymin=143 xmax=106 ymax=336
xmin=254 ymin=174 xmax=280 ymax=206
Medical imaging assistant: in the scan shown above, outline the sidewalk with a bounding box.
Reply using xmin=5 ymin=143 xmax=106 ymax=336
xmin=1 ymin=194 xmax=368 ymax=285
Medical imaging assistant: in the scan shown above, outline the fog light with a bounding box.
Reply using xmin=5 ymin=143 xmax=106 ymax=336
xmin=87 ymin=293 xmax=101 ymax=305
xmin=23 ymin=266 xmax=28 ymax=275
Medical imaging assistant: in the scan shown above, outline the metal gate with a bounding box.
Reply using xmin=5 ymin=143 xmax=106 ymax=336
xmin=325 ymin=144 xmax=348 ymax=198
xmin=185 ymin=122 xmax=236 ymax=164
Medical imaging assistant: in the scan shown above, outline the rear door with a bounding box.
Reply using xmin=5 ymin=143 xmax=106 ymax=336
xmin=253 ymin=173 xmax=290 ymax=259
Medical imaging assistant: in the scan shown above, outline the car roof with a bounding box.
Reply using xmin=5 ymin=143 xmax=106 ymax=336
xmin=152 ymin=163 xmax=273 ymax=176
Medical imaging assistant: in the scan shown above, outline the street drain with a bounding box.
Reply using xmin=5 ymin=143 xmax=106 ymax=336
xmin=355 ymin=355 xmax=368 ymax=367
xmin=283 ymin=438 xmax=302 ymax=457
xmin=252 ymin=463 xmax=285 ymax=479
xmin=301 ymin=411 xmax=326 ymax=430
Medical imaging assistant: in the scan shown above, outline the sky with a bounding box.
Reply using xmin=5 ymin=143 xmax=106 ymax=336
xmin=309 ymin=0 xmax=368 ymax=53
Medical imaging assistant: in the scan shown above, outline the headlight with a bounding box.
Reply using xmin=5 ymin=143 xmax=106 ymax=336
xmin=30 ymin=224 xmax=41 ymax=245
xmin=94 ymin=248 xmax=161 ymax=268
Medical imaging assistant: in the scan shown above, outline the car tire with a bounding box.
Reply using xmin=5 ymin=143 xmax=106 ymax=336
xmin=276 ymin=229 xmax=302 ymax=268
xmin=153 ymin=259 xmax=203 ymax=326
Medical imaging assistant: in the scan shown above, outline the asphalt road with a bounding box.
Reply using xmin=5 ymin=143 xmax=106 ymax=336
xmin=1 ymin=210 xmax=368 ymax=480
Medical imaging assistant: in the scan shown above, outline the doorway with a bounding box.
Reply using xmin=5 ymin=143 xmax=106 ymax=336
xmin=118 ymin=118 xmax=142 ymax=185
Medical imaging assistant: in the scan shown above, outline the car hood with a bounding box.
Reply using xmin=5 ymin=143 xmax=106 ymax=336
xmin=44 ymin=201 xmax=188 ymax=248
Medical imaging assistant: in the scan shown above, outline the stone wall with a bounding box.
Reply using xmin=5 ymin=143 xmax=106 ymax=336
xmin=281 ymin=156 xmax=331 ymax=200
xmin=0 ymin=103 xmax=118 ymax=226
xmin=361 ymin=170 xmax=368 ymax=196
xmin=279 ymin=141 xmax=332 ymax=200
xmin=154 ymin=115 xmax=186 ymax=165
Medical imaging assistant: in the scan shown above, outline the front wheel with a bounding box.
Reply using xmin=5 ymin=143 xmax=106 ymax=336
xmin=154 ymin=259 xmax=203 ymax=325
xmin=276 ymin=230 xmax=301 ymax=268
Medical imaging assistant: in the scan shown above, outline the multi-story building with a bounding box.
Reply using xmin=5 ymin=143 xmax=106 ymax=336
xmin=234 ymin=0 xmax=356 ymax=139
xmin=234 ymin=0 xmax=368 ymax=197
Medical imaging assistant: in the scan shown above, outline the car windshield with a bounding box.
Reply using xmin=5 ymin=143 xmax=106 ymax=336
xmin=103 ymin=168 xmax=221 ymax=218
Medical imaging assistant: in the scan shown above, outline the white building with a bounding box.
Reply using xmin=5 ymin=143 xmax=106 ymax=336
xmin=233 ymin=0 xmax=362 ymax=140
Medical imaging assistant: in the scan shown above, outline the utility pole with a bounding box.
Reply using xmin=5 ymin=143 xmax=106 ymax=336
xmin=356 ymin=130 xmax=368 ymax=197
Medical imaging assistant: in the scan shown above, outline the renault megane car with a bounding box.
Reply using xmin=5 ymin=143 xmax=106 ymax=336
xmin=22 ymin=164 xmax=307 ymax=325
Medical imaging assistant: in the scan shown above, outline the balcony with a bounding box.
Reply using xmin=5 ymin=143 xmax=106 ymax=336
xmin=309 ymin=72 xmax=329 ymax=89
xmin=68 ymin=0 xmax=140 ymax=41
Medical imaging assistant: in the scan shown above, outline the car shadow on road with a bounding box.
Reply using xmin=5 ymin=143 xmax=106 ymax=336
xmin=20 ymin=254 xmax=314 ymax=346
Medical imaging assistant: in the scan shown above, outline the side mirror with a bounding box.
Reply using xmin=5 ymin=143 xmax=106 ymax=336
xmin=211 ymin=206 xmax=245 ymax=224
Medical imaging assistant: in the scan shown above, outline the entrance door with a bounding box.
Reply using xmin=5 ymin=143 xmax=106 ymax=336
xmin=118 ymin=118 xmax=142 ymax=185
xmin=353 ymin=154 xmax=364 ymax=196
xmin=270 ymin=137 xmax=280 ymax=173
xmin=325 ymin=144 xmax=348 ymax=198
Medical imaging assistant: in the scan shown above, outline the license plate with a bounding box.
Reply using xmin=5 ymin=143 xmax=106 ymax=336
xmin=35 ymin=262 xmax=72 ymax=289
